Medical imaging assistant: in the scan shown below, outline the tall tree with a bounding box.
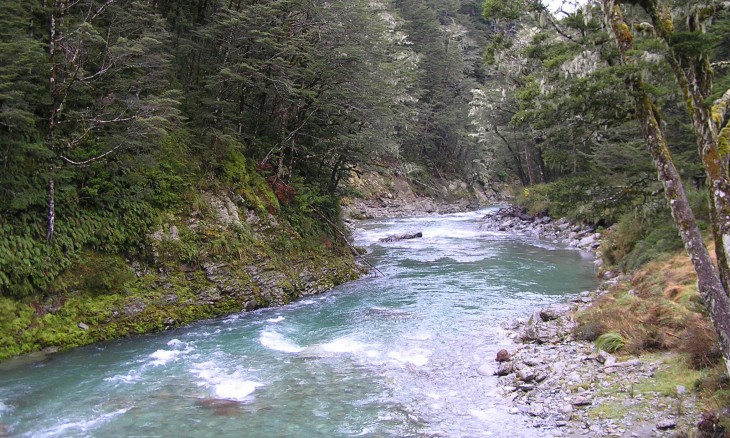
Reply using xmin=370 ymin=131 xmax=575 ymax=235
xmin=601 ymin=0 xmax=730 ymax=374
xmin=620 ymin=0 xmax=730 ymax=295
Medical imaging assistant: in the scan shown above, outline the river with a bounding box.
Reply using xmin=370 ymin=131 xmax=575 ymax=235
xmin=0 ymin=208 xmax=597 ymax=437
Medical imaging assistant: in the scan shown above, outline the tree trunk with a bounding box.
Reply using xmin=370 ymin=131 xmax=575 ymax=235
xmin=524 ymin=141 xmax=535 ymax=186
xmin=494 ymin=127 xmax=528 ymax=186
xmin=603 ymin=0 xmax=730 ymax=376
xmin=46 ymin=1 xmax=62 ymax=243
xmin=46 ymin=177 xmax=55 ymax=242
xmin=536 ymin=145 xmax=547 ymax=184
xmin=639 ymin=0 xmax=730 ymax=297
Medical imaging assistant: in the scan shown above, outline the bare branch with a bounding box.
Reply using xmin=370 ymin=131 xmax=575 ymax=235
xmin=60 ymin=143 xmax=123 ymax=166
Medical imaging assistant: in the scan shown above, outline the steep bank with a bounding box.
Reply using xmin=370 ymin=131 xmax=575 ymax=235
xmin=0 ymin=187 xmax=364 ymax=362
xmin=341 ymin=165 xmax=509 ymax=219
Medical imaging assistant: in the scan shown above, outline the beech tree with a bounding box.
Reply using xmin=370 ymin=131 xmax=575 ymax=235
xmin=619 ymin=0 xmax=730 ymax=292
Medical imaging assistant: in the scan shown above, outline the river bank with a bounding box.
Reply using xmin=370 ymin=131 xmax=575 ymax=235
xmin=480 ymin=207 xmax=709 ymax=437
xmin=495 ymin=286 xmax=704 ymax=437
xmin=0 ymin=189 xmax=365 ymax=362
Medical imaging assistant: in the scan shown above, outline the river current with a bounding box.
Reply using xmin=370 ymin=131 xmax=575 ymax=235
xmin=0 ymin=208 xmax=597 ymax=437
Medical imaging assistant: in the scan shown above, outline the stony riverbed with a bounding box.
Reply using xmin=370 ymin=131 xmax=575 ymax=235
xmin=480 ymin=207 xmax=705 ymax=437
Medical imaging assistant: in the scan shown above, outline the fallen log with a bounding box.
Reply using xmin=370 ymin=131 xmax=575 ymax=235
xmin=379 ymin=232 xmax=423 ymax=243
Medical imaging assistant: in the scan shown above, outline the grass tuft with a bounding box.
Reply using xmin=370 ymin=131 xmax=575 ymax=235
xmin=595 ymin=332 xmax=626 ymax=353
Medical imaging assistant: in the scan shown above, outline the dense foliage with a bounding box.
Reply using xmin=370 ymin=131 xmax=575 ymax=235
xmin=480 ymin=0 xmax=730 ymax=242
xmin=0 ymin=0 xmax=497 ymax=298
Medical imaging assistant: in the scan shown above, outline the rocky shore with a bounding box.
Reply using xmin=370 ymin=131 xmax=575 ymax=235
xmin=343 ymin=195 xmax=478 ymax=219
xmin=479 ymin=206 xmax=603 ymax=267
xmin=481 ymin=206 xmax=704 ymax=437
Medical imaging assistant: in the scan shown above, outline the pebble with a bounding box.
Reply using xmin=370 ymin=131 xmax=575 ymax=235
xmin=496 ymin=362 xmax=514 ymax=376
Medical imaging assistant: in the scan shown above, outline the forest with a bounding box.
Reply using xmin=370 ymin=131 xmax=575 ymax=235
xmin=0 ymin=0 xmax=496 ymax=298
xmin=2 ymin=0 xmax=730 ymax=431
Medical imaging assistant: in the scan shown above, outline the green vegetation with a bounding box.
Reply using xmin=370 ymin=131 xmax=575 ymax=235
xmin=588 ymin=354 xmax=708 ymax=421
xmin=595 ymin=332 xmax=626 ymax=354
xmin=2 ymin=5 xmax=730 ymax=434
xmin=479 ymin=1 xmax=730 ymax=429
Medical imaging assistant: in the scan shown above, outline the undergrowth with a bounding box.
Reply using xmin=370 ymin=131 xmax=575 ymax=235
xmin=575 ymin=250 xmax=729 ymax=431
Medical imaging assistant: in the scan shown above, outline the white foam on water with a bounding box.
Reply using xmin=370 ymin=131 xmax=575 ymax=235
xmin=355 ymin=426 xmax=378 ymax=436
xmin=30 ymin=407 xmax=130 ymax=438
xmin=266 ymin=316 xmax=285 ymax=323
xmin=0 ymin=400 xmax=10 ymax=414
xmin=223 ymin=314 xmax=241 ymax=323
xmin=147 ymin=339 xmax=195 ymax=366
xmin=103 ymin=370 xmax=141 ymax=384
xmin=403 ymin=331 xmax=432 ymax=341
xmin=259 ymin=330 xmax=304 ymax=353
xmin=148 ymin=349 xmax=180 ymax=366
xmin=211 ymin=379 xmax=263 ymax=401
xmin=191 ymin=362 xmax=263 ymax=402
xmin=423 ymin=225 xmax=487 ymax=240
xmin=319 ymin=337 xmax=372 ymax=354
xmin=387 ymin=349 xmax=429 ymax=366
xmin=469 ymin=409 xmax=490 ymax=421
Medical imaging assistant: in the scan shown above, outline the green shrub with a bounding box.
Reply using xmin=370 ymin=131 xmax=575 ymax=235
xmin=516 ymin=175 xmax=627 ymax=223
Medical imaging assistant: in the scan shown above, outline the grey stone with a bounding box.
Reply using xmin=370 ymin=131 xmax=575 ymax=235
xmin=595 ymin=350 xmax=611 ymax=364
xmin=496 ymin=362 xmax=514 ymax=376
xmin=77 ymin=322 xmax=89 ymax=331
xmin=519 ymin=384 xmax=535 ymax=391
xmin=572 ymin=396 xmax=591 ymax=406
xmin=529 ymin=403 xmax=545 ymax=417
xmin=517 ymin=366 xmax=536 ymax=382
xmin=656 ymin=419 xmax=676 ymax=430
xmin=524 ymin=358 xmax=541 ymax=366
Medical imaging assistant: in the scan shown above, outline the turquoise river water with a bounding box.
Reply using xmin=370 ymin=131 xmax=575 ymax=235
xmin=0 ymin=208 xmax=597 ymax=437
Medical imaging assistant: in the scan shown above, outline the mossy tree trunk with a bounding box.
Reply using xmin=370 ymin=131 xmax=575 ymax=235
xmin=603 ymin=0 xmax=730 ymax=376
xmin=633 ymin=0 xmax=730 ymax=299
